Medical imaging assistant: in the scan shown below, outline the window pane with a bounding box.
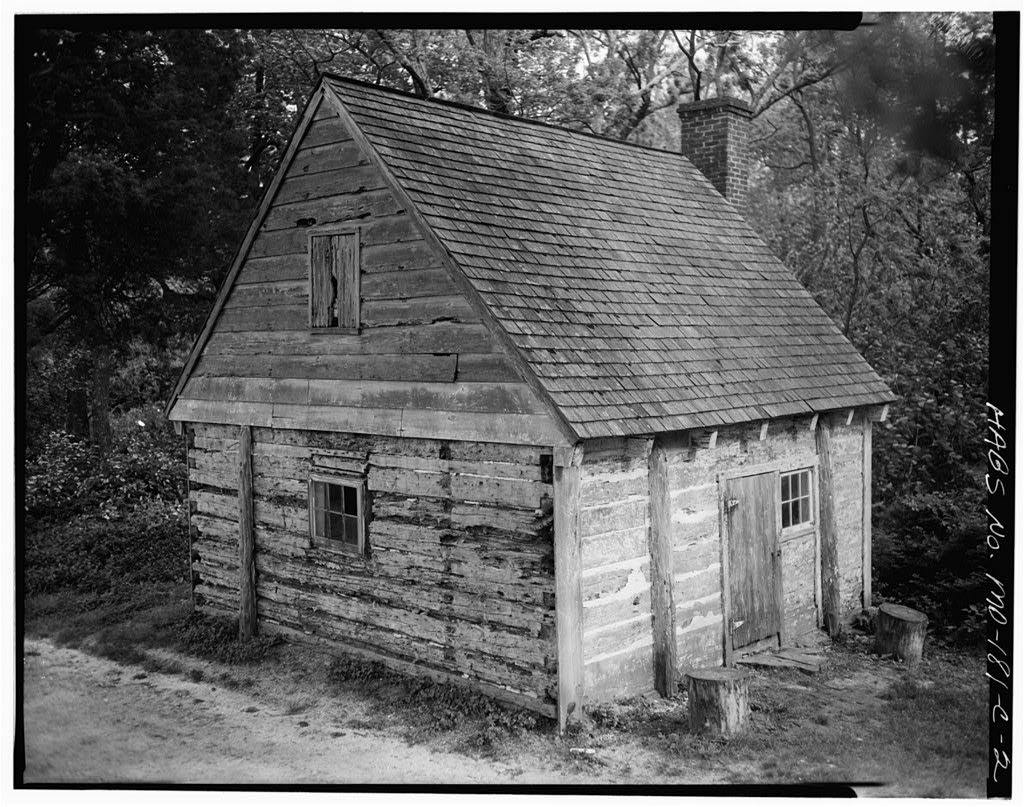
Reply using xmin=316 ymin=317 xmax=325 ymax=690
xmin=343 ymin=485 xmax=358 ymax=515
xmin=313 ymin=481 xmax=326 ymax=509
xmin=781 ymin=474 xmax=790 ymax=501
xmin=329 ymin=482 xmax=343 ymax=512
xmin=329 ymin=512 xmax=347 ymax=541
xmin=313 ymin=506 xmax=326 ymax=538
xmin=343 ymin=515 xmax=360 ymax=546
xmin=793 ymin=498 xmax=803 ymax=524
xmin=782 ymin=501 xmax=792 ymax=528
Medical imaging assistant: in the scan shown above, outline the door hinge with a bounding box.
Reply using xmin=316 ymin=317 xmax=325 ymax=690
xmin=725 ymin=498 xmax=740 ymax=511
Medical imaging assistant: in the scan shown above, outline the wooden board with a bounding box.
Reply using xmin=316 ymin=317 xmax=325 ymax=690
xmin=862 ymin=418 xmax=872 ymax=608
xmin=237 ymin=425 xmax=257 ymax=638
xmin=816 ymin=420 xmax=841 ymax=636
xmin=725 ymin=471 xmax=781 ymax=650
xmin=647 ymin=440 xmax=676 ymax=696
xmin=554 ymin=449 xmax=584 ymax=731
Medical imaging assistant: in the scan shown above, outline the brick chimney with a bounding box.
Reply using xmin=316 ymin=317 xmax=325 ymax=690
xmin=677 ymin=97 xmax=753 ymax=209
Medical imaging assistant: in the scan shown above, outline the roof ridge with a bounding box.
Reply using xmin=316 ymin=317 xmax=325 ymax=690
xmin=320 ymin=72 xmax=690 ymax=161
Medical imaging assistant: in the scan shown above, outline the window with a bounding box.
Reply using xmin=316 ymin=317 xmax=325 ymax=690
xmin=309 ymin=230 xmax=359 ymax=330
xmin=780 ymin=468 xmax=813 ymax=529
xmin=310 ymin=475 xmax=366 ymax=553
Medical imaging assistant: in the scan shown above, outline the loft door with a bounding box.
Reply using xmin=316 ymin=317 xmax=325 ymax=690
xmin=725 ymin=471 xmax=781 ymax=650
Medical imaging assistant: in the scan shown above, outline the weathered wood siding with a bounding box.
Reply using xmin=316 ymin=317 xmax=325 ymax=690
xmin=169 ymin=95 xmax=563 ymax=447
xmin=186 ymin=422 xmax=557 ymax=715
xmin=664 ymin=415 xmax=866 ymax=670
xmin=578 ymin=438 xmax=655 ymax=701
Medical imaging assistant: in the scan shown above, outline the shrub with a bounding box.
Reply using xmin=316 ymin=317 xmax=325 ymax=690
xmin=873 ymin=486 xmax=987 ymax=646
xmin=24 ymin=498 xmax=188 ymax=597
xmin=25 ymin=405 xmax=186 ymax=522
xmin=176 ymin=612 xmax=281 ymax=664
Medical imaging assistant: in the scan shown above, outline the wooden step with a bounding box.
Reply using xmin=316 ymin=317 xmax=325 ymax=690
xmin=735 ymin=647 xmax=825 ymax=673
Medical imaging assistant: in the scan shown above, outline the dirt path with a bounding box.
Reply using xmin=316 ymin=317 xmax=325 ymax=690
xmin=20 ymin=638 xmax=574 ymax=785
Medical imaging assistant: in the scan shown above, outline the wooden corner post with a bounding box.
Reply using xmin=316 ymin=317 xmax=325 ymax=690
xmin=862 ymin=415 xmax=873 ymax=609
xmin=553 ymin=443 xmax=584 ymax=733
xmin=815 ymin=415 xmax=841 ymax=638
xmin=647 ymin=438 xmax=678 ymax=696
xmin=238 ymin=425 xmax=258 ymax=639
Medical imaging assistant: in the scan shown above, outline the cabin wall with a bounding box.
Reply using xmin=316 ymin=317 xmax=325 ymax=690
xmin=186 ymin=421 xmax=557 ymax=715
xmin=664 ymin=415 xmax=867 ymax=671
xmin=830 ymin=420 xmax=869 ymax=614
xmin=571 ymin=414 xmax=868 ymax=703
xmin=578 ymin=438 xmax=654 ymax=701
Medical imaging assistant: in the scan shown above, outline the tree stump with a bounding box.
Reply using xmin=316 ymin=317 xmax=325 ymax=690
xmin=685 ymin=667 xmax=751 ymax=737
xmin=874 ymin=603 xmax=928 ymax=664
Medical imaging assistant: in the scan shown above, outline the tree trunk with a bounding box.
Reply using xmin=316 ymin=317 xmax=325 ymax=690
xmin=65 ymin=383 xmax=89 ymax=439
xmin=874 ymin=603 xmax=927 ymax=664
xmin=686 ymin=667 xmax=751 ymax=737
xmin=88 ymin=349 xmax=112 ymax=450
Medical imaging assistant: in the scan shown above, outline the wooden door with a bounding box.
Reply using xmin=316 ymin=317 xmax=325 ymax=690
xmin=725 ymin=471 xmax=781 ymax=650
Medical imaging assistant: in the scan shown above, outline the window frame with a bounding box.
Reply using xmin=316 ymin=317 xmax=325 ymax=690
xmin=779 ymin=466 xmax=816 ymax=537
xmin=308 ymin=225 xmax=361 ymax=334
xmin=308 ymin=472 xmax=368 ymax=555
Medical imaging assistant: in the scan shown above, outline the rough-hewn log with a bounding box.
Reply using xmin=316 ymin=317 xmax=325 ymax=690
xmin=686 ymin=667 xmax=751 ymax=737
xmin=815 ymin=418 xmax=841 ymax=638
xmin=647 ymin=439 xmax=677 ymax=696
xmin=554 ymin=444 xmax=584 ymax=733
xmin=238 ymin=425 xmax=258 ymax=639
xmin=874 ymin=603 xmax=927 ymax=664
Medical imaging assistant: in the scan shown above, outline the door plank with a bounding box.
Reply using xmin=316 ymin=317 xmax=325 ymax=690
xmin=726 ymin=472 xmax=780 ymax=650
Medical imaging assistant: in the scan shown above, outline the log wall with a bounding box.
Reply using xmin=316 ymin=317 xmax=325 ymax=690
xmin=829 ymin=419 xmax=869 ymax=614
xmin=578 ymin=438 xmax=655 ymax=701
xmin=186 ymin=422 xmax=557 ymax=715
xmin=169 ymin=94 xmax=563 ymax=447
xmin=664 ymin=415 xmax=866 ymax=670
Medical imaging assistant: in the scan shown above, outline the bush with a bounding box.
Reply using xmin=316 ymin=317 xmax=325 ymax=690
xmin=25 ymin=498 xmax=188 ymax=597
xmin=873 ymin=486 xmax=988 ymax=646
xmin=25 ymin=405 xmax=186 ymax=522
xmin=176 ymin=612 xmax=281 ymax=664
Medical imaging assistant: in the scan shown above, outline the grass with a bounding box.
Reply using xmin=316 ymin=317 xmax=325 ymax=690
xmin=25 ymin=580 xmax=280 ymax=671
xmin=575 ymin=635 xmax=986 ymax=794
xmin=322 ymin=653 xmax=549 ymax=758
xmin=24 ymin=559 xmax=985 ymax=792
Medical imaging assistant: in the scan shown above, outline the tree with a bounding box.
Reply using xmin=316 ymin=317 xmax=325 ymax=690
xmin=24 ymin=28 xmax=253 ymax=446
xmin=745 ymin=13 xmax=993 ymax=635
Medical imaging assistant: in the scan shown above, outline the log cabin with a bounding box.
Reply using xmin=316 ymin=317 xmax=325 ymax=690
xmin=166 ymin=75 xmax=896 ymax=728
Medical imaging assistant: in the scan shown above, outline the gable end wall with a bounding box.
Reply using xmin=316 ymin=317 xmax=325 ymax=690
xmin=171 ymin=96 xmax=563 ymax=446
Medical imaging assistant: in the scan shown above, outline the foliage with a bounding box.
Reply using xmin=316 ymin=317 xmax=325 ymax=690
xmin=20 ymin=17 xmax=994 ymax=644
xmin=25 ymin=405 xmax=186 ymax=521
xmin=745 ymin=13 xmax=992 ymax=641
xmin=176 ymin=612 xmax=282 ymax=665
xmin=25 ymin=499 xmax=187 ymax=597
xmin=325 ymin=652 xmax=545 ymax=754
xmin=24 ymin=28 xmax=254 ymax=442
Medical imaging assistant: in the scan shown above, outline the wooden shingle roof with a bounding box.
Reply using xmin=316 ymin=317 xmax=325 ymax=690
xmin=325 ymin=76 xmax=895 ymax=440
